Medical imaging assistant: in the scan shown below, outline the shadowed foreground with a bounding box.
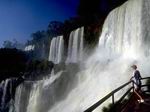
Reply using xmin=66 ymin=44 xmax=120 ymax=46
xmin=122 ymin=93 xmax=150 ymax=112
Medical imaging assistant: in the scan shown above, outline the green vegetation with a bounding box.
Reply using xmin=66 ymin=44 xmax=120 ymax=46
xmin=102 ymin=103 xmax=114 ymax=112
xmin=0 ymin=48 xmax=55 ymax=82
xmin=3 ymin=39 xmax=24 ymax=50
xmin=0 ymin=48 xmax=27 ymax=82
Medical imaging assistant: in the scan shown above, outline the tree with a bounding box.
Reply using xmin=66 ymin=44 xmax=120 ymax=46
xmin=0 ymin=48 xmax=28 ymax=81
xmin=3 ymin=40 xmax=13 ymax=48
xmin=77 ymin=0 xmax=127 ymax=24
xmin=3 ymin=39 xmax=24 ymax=50
xmin=47 ymin=21 xmax=64 ymax=37
xmin=31 ymin=31 xmax=46 ymax=43
xmin=77 ymin=0 xmax=101 ymax=17
xmin=77 ymin=0 xmax=102 ymax=24
xmin=30 ymin=30 xmax=51 ymax=60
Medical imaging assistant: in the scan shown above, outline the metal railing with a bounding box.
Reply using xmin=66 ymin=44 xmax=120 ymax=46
xmin=84 ymin=77 xmax=150 ymax=112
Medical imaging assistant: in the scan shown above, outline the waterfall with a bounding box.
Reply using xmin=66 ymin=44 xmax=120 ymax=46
xmin=24 ymin=45 xmax=35 ymax=51
xmin=66 ymin=27 xmax=84 ymax=63
xmin=14 ymin=82 xmax=33 ymax=112
xmin=99 ymin=0 xmax=143 ymax=58
xmin=48 ymin=27 xmax=84 ymax=64
xmin=1 ymin=79 xmax=10 ymax=109
xmin=14 ymin=0 xmax=150 ymax=112
xmin=99 ymin=0 xmax=150 ymax=75
xmin=48 ymin=36 xmax=64 ymax=64
xmin=0 ymin=79 xmax=13 ymax=111
xmin=14 ymin=70 xmax=78 ymax=112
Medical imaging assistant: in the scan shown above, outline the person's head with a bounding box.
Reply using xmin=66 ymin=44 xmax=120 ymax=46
xmin=131 ymin=65 xmax=137 ymax=70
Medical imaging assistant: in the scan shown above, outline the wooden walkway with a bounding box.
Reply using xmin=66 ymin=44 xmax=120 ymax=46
xmin=121 ymin=93 xmax=150 ymax=112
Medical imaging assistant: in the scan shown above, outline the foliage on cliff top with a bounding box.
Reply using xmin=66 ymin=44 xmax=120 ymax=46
xmin=0 ymin=48 xmax=27 ymax=81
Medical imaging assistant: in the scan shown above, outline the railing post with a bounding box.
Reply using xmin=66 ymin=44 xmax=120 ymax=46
xmin=112 ymin=93 xmax=116 ymax=112
xmin=132 ymin=81 xmax=134 ymax=92
xmin=112 ymin=94 xmax=114 ymax=105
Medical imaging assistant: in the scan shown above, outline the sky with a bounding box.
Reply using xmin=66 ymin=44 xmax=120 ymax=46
xmin=0 ymin=0 xmax=79 ymax=47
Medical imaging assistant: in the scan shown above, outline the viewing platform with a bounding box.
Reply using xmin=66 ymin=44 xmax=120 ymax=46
xmin=84 ymin=77 xmax=150 ymax=112
xmin=122 ymin=92 xmax=150 ymax=112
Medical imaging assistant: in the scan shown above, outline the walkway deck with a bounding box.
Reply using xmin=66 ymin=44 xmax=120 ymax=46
xmin=84 ymin=77 xmax=150 ymax=112
xmin=121 ymin=92 xmax=150 ymax=112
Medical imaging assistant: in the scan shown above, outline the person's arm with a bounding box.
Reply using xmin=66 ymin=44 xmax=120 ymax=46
xmin=130 ymin=76 xmax=134 ymax=81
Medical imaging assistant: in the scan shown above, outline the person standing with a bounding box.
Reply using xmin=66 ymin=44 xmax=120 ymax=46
xmin=130 ymin=65 xmax=144 ymax=103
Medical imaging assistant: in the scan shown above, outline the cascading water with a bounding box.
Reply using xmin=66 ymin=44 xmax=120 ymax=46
xmin=48 ymin=36 xmax=64 ymax=64
xmin=14 ymin=82 xmax=33 ymax=112
xmin=0 ymin=79 xmax=14 ymax=112
xmin=0 ymin=77 xmax=24 ymax=112
xmin=99 ymin=0 xmax=143 ymax=58
xmin=1 ymin=79 xmax=10 ymax=109
xmin=14 ymin=0 xmax=150 ymax=112
xmin=66 ymin=27 xmax=84 ymax=63
xmin=14 ymin=67 xmax=79 ymax=112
